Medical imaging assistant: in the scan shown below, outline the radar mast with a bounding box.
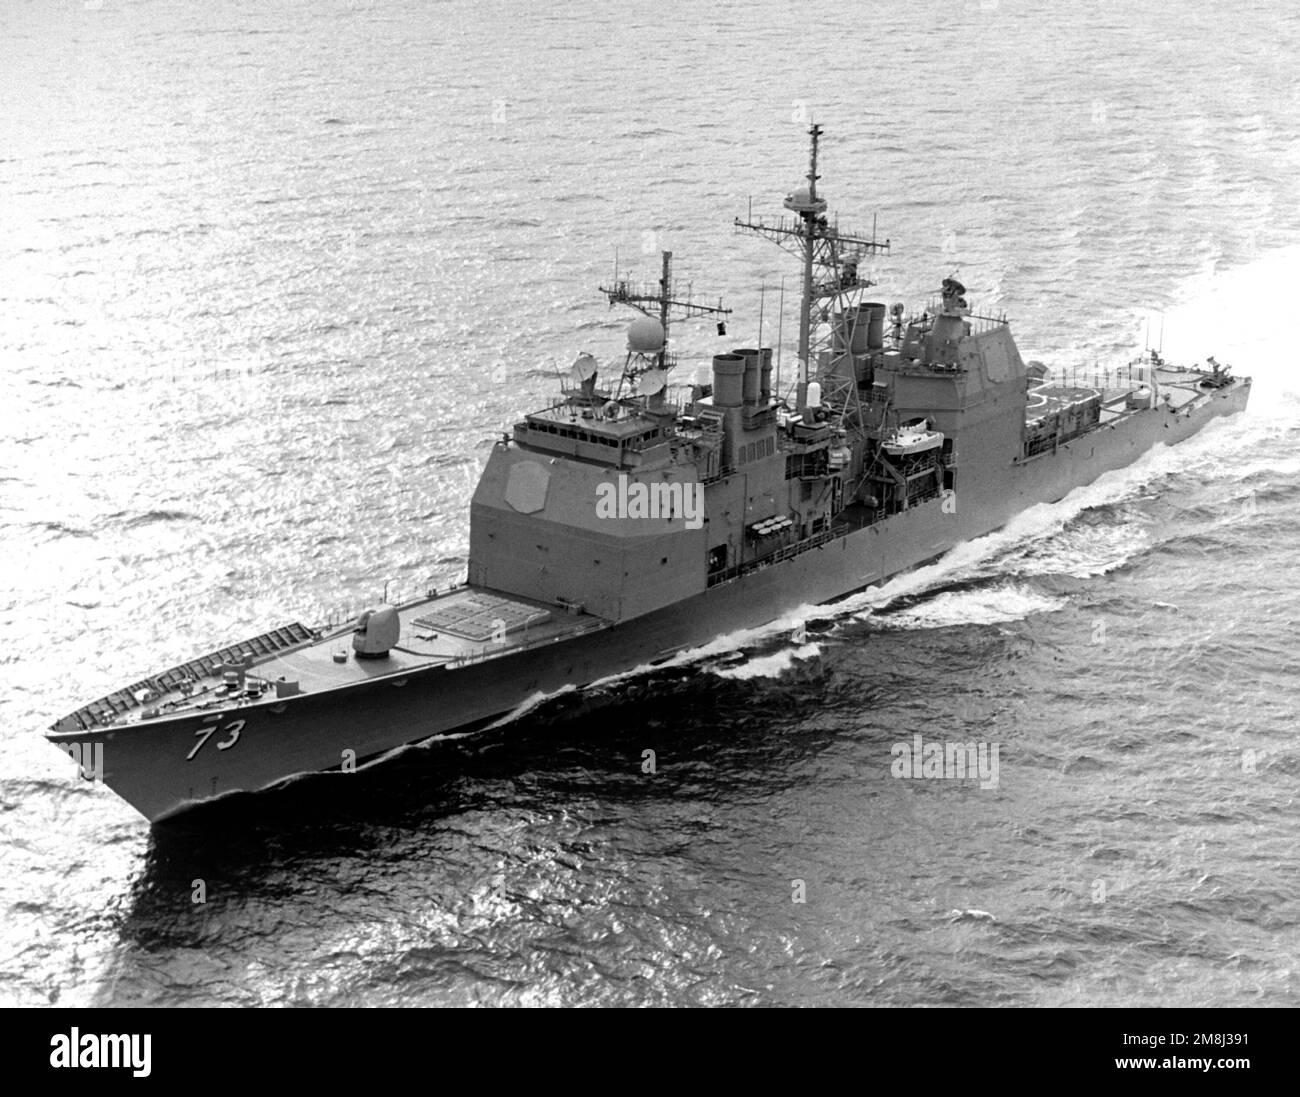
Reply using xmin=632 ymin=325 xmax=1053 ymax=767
xmin=735 ymin=124 xmax=890 ymax=435
xmin=599 ymin=250 xmax=730 ymax=406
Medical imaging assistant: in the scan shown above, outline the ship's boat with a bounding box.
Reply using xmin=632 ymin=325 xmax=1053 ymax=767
xmin=46 ymin=126 xmax=1252 ymax=822
xmin=882 ymin=424 xmax=944 ymax=456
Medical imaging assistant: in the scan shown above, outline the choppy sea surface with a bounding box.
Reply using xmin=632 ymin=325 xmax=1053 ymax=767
xmin=2 ymin=0 xmax=1299 ymax=1007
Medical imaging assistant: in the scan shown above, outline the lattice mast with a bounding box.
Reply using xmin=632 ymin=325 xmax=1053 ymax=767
xmin=734 ymin=124 xmax=890 ymax=432
xmin=599 ymin=250 xmax=730 ymax=402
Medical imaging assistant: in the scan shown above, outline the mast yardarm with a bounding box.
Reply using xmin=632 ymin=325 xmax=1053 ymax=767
xmin=734 ymin=124 xmax=890 ymax=426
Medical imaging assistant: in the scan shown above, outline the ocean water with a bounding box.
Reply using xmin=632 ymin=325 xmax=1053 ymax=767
xmin=2 ymin=0 xmax=1299 ymax=1007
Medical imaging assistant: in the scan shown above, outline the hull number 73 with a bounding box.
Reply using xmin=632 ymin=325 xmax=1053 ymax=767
xmin=186 ymin=719 xmax=245 ymax=761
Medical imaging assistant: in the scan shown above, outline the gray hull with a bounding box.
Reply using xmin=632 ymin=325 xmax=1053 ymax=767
xmin=49 ymin=382 xmax=1248 ymax=822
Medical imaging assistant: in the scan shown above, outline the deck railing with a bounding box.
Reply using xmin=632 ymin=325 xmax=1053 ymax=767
xmin=706 ymin=526 xmax=840 ymax=588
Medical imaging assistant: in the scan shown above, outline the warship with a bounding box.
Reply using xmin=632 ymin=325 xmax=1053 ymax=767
xmin=48 ymin=126 xmax=1251 ymax=823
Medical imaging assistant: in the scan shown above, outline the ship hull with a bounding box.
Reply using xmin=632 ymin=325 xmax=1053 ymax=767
xmin=48 ymin=382 xmax=1248 ymax=822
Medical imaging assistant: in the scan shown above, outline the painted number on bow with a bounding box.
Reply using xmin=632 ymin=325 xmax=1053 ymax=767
xmin=187 ymin=719 xmax=246 ymax=761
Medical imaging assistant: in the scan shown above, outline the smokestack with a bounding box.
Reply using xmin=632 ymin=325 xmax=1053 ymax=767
xmin=733 ymin=348 xmax=760 ymax=405
xmin=711 ymin=354 xmax=745 ymax=408
xmin=861 ymin=302 xmax=886 ymax=351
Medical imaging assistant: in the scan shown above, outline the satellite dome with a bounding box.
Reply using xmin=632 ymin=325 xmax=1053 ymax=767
xmin=627 ymin=317 xmax=665 ymax=353
xmin=783 ymin=183 xmax=826 ymax=214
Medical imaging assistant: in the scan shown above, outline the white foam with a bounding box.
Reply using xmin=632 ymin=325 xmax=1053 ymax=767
xmin=709 ymin=642 xmax=822 ymax=679
xmin=480 ymin=684 xmax=576 ymax=730
xmin=1000 ymin=522 xmax=1152 ymax=580
xmin=881 ymin=586 xmax=1066 ymax=630
xmin=582 ymin=605 xmax=824 ymax=686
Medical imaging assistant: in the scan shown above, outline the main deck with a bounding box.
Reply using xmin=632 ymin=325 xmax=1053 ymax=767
xmin=51 ymin=586 xmax=609 ymax=733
